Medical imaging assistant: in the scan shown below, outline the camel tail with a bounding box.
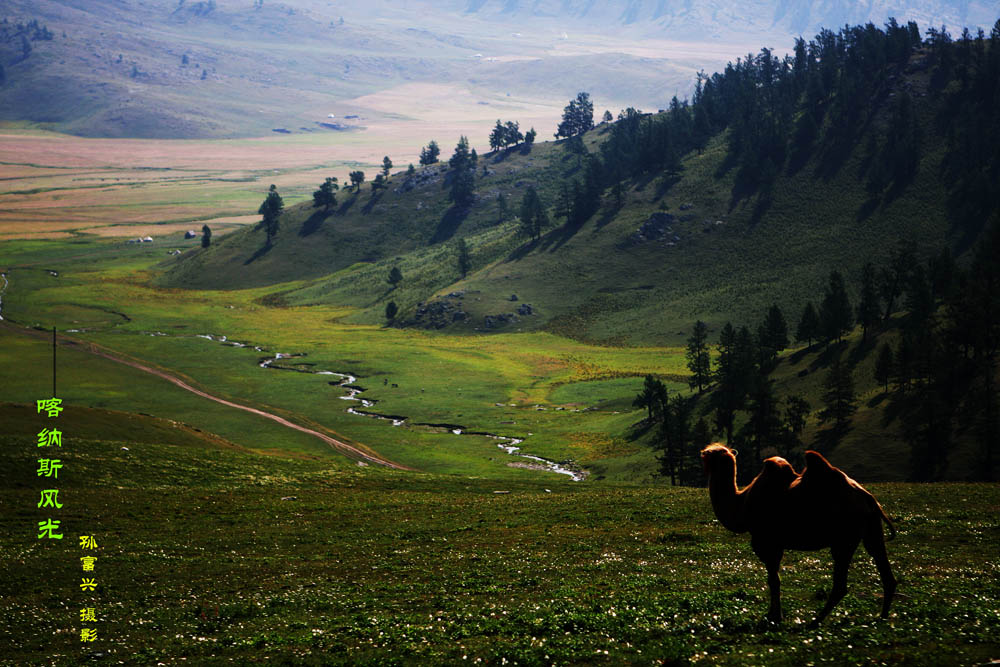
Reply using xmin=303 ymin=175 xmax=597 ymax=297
xmin=875 ymin=498 xmax=896 ymax=541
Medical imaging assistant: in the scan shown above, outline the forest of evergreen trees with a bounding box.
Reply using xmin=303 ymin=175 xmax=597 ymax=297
xmin=638 ymin=217 xmax=999 ymax=485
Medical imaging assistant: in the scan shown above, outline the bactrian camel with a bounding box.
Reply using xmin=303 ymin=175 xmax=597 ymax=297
xmin=700 ymin=443 xmax=897 ymax=625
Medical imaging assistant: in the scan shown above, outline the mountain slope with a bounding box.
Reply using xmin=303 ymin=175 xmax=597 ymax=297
xmin=163 ymin=21 xmax=999 ymax=348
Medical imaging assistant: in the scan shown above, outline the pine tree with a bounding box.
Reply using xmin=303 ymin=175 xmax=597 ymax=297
xmin=449 ymin=136 xmax=471 ymax=170
xmin=496 ymin=192 xmax=509 ymax=224
xmin=555 ymin=92 xmax=595 ymax=138
xmin=312 ymin=177 xmax=338 ymax=211
xmin=385 ymin=301 xmax=398 ymax=322
xmin=450 ymin=167 xmax=475 ymax=206
xmin=489 ymin=120 xmax=505 ymax=152
xmin=820 ymin=270 xmax=853 ymax=342
xmin=258 ymin=184 xmax=283 ymax=245
xmin=685 ymin=320 xmax=711 ymax=393
xmin=419 ymin=140 xmax=440 ymax=165
xmin=819 ymin=356 xmax=857 ymax=433
xmin=857 ymin=262 xmax=881 ymax=340
xmin=760 ymin=304 xmax=789 ymax=365
xmin=348 ymin=170 xmax=365 ymax=191
xmin=200 ymin=224 xmax=211 ymax=248
xmin=633 ymin=374 xmax=668 ymax=422
xmin=518 ymin=187 xmax=547 ymax=240
xmin=387 ymin=266 xmax=403 ymax=287
xmin=381 ymin=156 xmax=393 ymax=178
xmin=796 ymin=302 xmax=820 ymax=347
xmin=875 ymin=342 xmax=893 ymax=393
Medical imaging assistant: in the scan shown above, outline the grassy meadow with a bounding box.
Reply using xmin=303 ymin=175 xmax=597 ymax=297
xmin=2 ymin=40 xmax=998 ymax=662
xmin=1 ymin=414 xmax=997 ymax=665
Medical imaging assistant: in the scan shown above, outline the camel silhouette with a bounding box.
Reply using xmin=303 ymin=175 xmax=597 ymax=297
xmin=700 ymin=443 xmax=897 ymax=626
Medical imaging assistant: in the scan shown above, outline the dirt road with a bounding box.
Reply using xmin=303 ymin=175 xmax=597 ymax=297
xmin=2 ymin=320 xmax=413 ymax=470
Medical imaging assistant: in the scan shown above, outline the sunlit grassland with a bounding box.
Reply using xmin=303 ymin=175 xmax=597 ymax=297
xmin=1 ymin=421 xmax=997 ymax=665
xmin=1 ymin=240 xmax=684 ymax=479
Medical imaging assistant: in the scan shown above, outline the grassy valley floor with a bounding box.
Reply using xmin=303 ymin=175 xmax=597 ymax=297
xmin=1 ymin=423 xmax=997 ymax=665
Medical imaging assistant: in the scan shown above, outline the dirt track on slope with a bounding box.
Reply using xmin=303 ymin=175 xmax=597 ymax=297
xmin=2 ymin=320 xmax=413 ymax=470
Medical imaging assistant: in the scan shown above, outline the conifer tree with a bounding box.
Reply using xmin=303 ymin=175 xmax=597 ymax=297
xmin=857 ymin=262 xmax=881 ymax=340
xmin=875 ymin=342 xmax=893 ymax=393
xmin=518 ymin=186 xmax=547 ymax=240
xmin=819 ymin=356 xmax=857 ymax=433
xmin=796 ymin=302 xmax=820 ymax=347
xmin=258 ymin=184 xmax=283 ymax=245
xmin=312 ymin=177 xmax=338 ymax=211
xmin=686 ymin=320 xmax=711 ymax=393
xmin=820 ymin=270 xmax=853 ymax=342
xmin=419 ymin=140 xmax=440 ymax=165
xmin=387 ymin=266 xmax=403 ymax=287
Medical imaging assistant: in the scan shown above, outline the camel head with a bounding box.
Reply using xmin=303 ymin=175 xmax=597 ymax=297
xmin=700 ymin=442 xmax=737 ymax=477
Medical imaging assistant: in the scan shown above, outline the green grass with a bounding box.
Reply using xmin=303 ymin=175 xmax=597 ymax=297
xmin=166 ymin=67 xmax=960 ymax=351
xmin=1 ymin=423 xmax=997 ymax=665
xmin=1 ymin=241 xmax=691 ymax=481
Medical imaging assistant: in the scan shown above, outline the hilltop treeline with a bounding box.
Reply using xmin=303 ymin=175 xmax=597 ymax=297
xmin=576 ymin=19 xmax=1000 ymax=232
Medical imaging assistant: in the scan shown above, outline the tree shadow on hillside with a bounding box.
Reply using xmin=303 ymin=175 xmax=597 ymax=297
xmin=430 ymin=205 xmax=469 ymax=244
xmin=813 ymin=138 xmax=853 ymax=181
xmin=627 ymin=418 xmax=657 ymax=441
xmin=848 ymin=337 xmax=876 ymax=365
xmin=299 ymin=210 xmax=329 ymax=236
xmin=808 ymin=340 xmax=849 ymax=372
xmin=855 ymin=195 xmax=881 ymax=222
xmin=243 ymin=241 xmax=274 ymax=265
xmin=594 ymin=204 xmax=620 ymax=231
xmin=539 ymin=221 xmax=584 ymax=253
xmin=632 ymin=171 xmax=658 ymax=194
xmin=337 ymin=196 xmax=357 ymax=216
xmin=749 ymin=191 xmax=773 ymax=226
xmin=812 ymin=425 xmax=850 ymax=454
xmin=362 ymin=192 xmax=383 ymax=215
xmin=786 ymin=143 xmax=814 ymax=176
xmin=654 ymin=173 xmax=682 ymax=200
xmin=505 ymin=236 xmax=541 ymax=262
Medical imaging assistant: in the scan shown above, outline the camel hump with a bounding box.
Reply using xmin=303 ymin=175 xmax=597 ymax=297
xmin=803 ymin=450 xmax=845 ymax=479
xmin=763 ymin=456 xmax=797 ymax=479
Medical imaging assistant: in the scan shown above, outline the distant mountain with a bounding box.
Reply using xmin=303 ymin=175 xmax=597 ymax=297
xmin=2 ymin=0 xmax=993 ymax=138
xmin=455 ymin=0 xmax=996 ymax=36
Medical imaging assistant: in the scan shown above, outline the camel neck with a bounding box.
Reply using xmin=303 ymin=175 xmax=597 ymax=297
xmin=708 ymin=460 xmax=747 ymax=533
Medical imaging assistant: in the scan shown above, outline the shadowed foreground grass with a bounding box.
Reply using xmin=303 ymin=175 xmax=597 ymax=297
xmin=2 ymin=421 xmax=998 ymax=666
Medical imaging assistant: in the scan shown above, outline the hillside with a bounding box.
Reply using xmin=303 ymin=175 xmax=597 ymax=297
xmin=0 ymin=0 xmax=716 ymax=138
xmin=163 ymin=21 xmax=1000 ymax=348
xmin=2 ymin=1 xmax=994 ymax=139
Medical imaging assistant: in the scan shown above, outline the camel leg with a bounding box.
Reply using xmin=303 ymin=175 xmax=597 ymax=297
xmin=810 ymin=540 xmax=859 ymax=627
xmin=863 ymin=520 xmax=897 ymax=619
xmin=753 ymin=540 xmax=784 ymax=623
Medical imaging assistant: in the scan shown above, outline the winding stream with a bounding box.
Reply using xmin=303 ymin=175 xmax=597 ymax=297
xmin=0 ymin=271 xmax=585 ymax=480
xmin=256 ymin=349 xmax=586 ymax=481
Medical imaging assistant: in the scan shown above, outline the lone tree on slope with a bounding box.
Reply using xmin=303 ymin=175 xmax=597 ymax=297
xmin=258 ymin=184 xmax=284 ymax=245
xmin=388 ymin=266 xmax=403 ymax=287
